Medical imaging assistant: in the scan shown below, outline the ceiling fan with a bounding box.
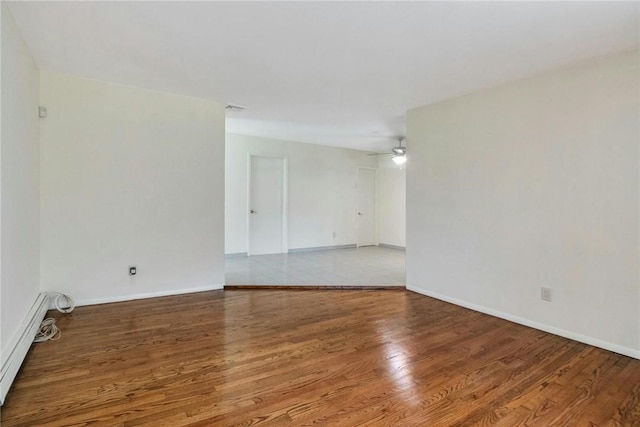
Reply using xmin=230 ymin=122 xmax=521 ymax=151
xmin=368 ymin=137 xmax=407 ymax=165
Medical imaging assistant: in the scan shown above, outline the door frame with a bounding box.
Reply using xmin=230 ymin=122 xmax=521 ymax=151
xmin=246 ymin=154 xmax=288 ymax=256
xmin=356 ymin=166 xmax=378 ymax=248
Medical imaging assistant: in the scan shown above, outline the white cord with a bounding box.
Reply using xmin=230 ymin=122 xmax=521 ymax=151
xmin=33 ymin=293 xmax=75 ymax=343
xmin=34 ymin=318 xmax=61 ymax=342
xmin=51 ymin=293 xmax=75 ymax=314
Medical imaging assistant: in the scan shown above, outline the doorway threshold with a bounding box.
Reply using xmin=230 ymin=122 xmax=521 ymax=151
xmin=224 ymin=285 xmax=405 ymax=291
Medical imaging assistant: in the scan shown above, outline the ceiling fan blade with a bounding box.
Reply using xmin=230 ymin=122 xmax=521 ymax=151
xmin=367 ymin=137 xmax=407 ymax=157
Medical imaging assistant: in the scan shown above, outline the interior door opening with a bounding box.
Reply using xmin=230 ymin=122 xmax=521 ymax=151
xmin=248 ymin=155 xmax=288 ymax=255
xmin=357 ymin=167 xmax=376 ymax=247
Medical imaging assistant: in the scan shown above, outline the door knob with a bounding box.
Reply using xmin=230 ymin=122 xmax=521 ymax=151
xmin=358 ymin=212 xmax=363 ymax=216
xmin=250 ymin=209 xmax=257 ymax=214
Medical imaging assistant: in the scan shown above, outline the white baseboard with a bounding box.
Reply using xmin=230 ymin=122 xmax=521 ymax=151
xmin=0 ymin=293 xmax=49 ymax=405
xmin=288 ymin=244 xmax=357 ymax=253
xmin=406 ymin=285 xmax=640 ymax=360
xmin=378 ymin=243 xmax=406 ymax=251
xmin=74 ymin=284 xmax=224 ymax=307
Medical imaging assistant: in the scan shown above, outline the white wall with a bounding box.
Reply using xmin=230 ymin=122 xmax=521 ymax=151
xmin=0 ymin=3 xmax=41 ymax=366
xmin=225 ymin=133 xmax=378 ymax=254
xmin=407 ymin=50 xmax=639 ymax=358
xmin=40 ymin=71 xmax=226 ymax=305
xmin=377 ymin=156 xmax=406 ymax=248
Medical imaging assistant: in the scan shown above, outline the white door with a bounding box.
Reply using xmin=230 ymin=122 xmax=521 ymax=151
xmin=249 ymin=156 xmax=285 ymax=255
xmin=357 ymin=168 xmax=376 ymax=247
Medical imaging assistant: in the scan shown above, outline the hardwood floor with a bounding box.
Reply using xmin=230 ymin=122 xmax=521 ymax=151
xmin=2 ymin=289 xmax=639 ymax=426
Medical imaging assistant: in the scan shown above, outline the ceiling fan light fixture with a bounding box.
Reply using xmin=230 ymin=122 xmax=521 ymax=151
xmin=365 ymin=136 xmax=407 ymax=159
xmin=392 ymin=154 xmax=407 ymax=165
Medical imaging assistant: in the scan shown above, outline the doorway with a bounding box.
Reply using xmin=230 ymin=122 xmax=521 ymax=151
xmin=247 ymin=155 xmax=288 ymax=255
xmin=357 ymin=167 xmax=376 ymax=247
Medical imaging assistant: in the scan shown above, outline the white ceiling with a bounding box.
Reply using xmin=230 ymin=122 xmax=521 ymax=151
xmin=7 ymin=1 xmax=639 ymax=152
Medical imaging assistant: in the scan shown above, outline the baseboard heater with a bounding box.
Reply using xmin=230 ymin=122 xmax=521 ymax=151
xmin=0 ymin=293 xmax=49 ymax=405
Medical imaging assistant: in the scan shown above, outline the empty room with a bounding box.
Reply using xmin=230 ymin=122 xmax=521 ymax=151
xmin=1 ymin=1 xmax=639 ymax=426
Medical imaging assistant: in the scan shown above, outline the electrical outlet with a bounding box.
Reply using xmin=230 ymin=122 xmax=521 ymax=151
xmin=129 ymin=265 xmax=137 ymax=276
xmin=332 ymin=232 xmax=336 ymax=238
xmin=541 ymin=286 xmax=552 ymax=302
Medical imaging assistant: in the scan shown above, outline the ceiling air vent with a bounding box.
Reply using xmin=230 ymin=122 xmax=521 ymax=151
xmin=224 ymin=104 xmax=246 ymax=112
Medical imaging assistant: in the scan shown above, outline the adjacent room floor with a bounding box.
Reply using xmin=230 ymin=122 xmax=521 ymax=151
xmin=225 ymin=246 xmax=405 ymax=286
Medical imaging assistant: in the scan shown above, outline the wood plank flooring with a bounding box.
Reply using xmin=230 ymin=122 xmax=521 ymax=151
xmin=2 ymin=289 xmax=639 ymax=426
